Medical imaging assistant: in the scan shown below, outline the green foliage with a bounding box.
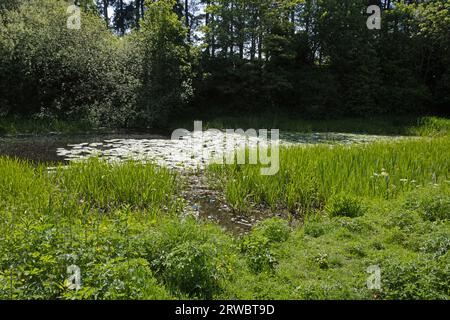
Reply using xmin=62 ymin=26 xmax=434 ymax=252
xmin=2 ymin=0 xmax=450 ymax=126
xmin=304 ymin=221 xmax=328 ymax=238
xmin=56 ymin=158 xmax=178 ymax=210
xmin=135 ymin=0 xmax=193 ymax=127
xmin=241 ymin=218 xmax=290 ymax=273
xmin=0 ymin=154 xmax=449 ymax=299
xmin=192 ymin=0 xmax=450 ymax=117
xmin=197 ymin=116 xmax=450 ymax=137
xmin=381 ymin=254 xmax=449 ymax=300
xmin=241 ymin=233 xmax=277 ymax=273
xmin=158 ymin=241 xmax=221 ymax=298
xmin=253 ymin=218 xmax=290 ymax=243
xmin=63 ymin=258 xmax=170 ymax=300
xmin=409 ymin=117 xmax=450 ymax=137
xmin=0 ymin=118 xmax=95 ymax=136
xmin=326 ymin=194 xmax=365 ymax=218
xmin=208 ymin=138 xmax=450 ymax=214
xmin=404 ymin=186 xmax=450 ymax=221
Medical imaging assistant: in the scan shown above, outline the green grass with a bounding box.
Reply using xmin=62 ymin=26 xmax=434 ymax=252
xmin=408 ymin=117 xmax=450 ymax=137
xmin=226 ymin=186 xmax=449 ymax=300
xmin=207 ymin=138 xmax=450 ymax=213
xmin=0 ymin=135 xmax=448 ymax=299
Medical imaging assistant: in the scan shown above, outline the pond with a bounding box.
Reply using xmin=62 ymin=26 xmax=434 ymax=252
xmin=0 ymin=131 xmax=405 ymax=233
xmin=0 ymin=131 xmax=403 ymax=166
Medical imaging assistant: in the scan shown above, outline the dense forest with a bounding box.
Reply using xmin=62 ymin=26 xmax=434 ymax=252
xmin=0 ymin=0 xmax=449 ymax=129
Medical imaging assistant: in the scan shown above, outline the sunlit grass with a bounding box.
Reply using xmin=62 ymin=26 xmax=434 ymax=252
xmin=55 ymin=158 xmax=180 ymax=211
xmin=208 ymin=138 xmax=450 ymax=213
xmin=0 ymin=157 xmax=180 ymax=213
xmin=0 ymin=150 xmax=448 ymax=299
xmin=408 ymin=117 xmax=450 ymax=137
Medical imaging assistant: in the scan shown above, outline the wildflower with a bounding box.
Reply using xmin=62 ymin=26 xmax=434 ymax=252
xmin=400 ymin=178 xmax=408 ymax=183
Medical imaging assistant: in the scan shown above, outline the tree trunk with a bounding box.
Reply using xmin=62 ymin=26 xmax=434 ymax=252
xmin=103 ymin=0 xmax=109 ymax=27
xmin=185 ymin=0 xmax=190 ymax=42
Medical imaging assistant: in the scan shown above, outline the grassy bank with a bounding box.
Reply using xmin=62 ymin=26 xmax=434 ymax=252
xmin=0 ymin=140 xmax=449 ymax=299
xmin=193 ymin=116 xmax=450 ymax=136
xmin=207 ymin=138 xmax=450 ymax=213
xmin=0 ymin=118 xmax=95 ymax=136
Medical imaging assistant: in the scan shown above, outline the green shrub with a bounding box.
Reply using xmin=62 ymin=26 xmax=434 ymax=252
xmin=418 ymin=230 xmax=450 ymax=258
xmin=405 ymin=186 xmax=450 ymax=221
xmin=0 ymin=0 xmax=139 ymax=126
xmin=253 ymin=218 xmax=290 ymax=243
xmin=304 ymin=222 xmax=328 ymax=238
xmin=419 ymin=196 xmax=450 ymax=222
xmin=385 ymin=210 xmax=422 ymax=231
xmin=241 ymin=234 xmax=277 ymax=273
xmin=240 ymin=219 xmax=290 ymax=274
xmin=381 ymin=255 xmax=449 ymax=300
xmin=326 ymin=194 xmax=365 ymax=218
xmin=158 ymin=241 xmax=222 ymax=299
xmin=61 ymin=258 xmax=170 ymax=300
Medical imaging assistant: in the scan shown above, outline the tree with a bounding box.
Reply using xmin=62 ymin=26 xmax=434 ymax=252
xmin=0 ymin=0 xmax=139 ymax=125
xmin=136 ymin=0 xmax=193 ymax=126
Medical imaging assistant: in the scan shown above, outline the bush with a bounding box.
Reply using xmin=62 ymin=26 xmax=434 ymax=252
xmin=241 ymin=219 xmax=290 ymax=273
xmin=404 ymin=186 xmax=450 ymax=221
xmin=326 ymin=194 xmax=365 ymax=218
xmin=0 ymin=0 xmax=138 ymax=126
xmin=158 ymin=241 xmax=222 ymax=299
xmin=304 ymin=222 xmax=328 ymax=238
xmin=252 ymin=218 xmax=290 ymax=243
xmin=381 ymin=255 xmax=449 ymax=300
xmin=241 ymin=234 xmax=277 ymax=274
xmin=134 ymin=0 xmax=193 ymax=127
xmin=63 ymin=258 xmax=170 ymax=300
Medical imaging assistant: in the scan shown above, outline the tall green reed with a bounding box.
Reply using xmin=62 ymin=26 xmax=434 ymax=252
xmin=208 ymin=138 xmax=450 ymax=213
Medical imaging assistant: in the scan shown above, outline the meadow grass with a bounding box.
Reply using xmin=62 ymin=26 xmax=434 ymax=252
xmin=55 ymin=159 xmax=179 ymax=211
xmin=225 ymin=184 xmax=449 ymax=300
xmin=0 ymin=155 xmax=448 ymax=299
xmin=0 ymin=157 xmax=185 ymax=299
xmin=207 ymin=138 xmax=450 ymax=213
xmin=408 ymin=116 xmax=450 ymax=137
